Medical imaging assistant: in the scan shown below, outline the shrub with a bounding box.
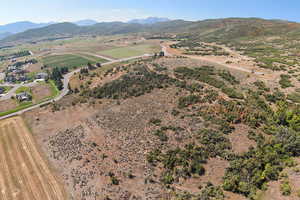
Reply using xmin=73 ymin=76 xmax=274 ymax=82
xmin=280 ymin=180 xmax=291 ymax=196
xmin=218 ymin=70 xmax=240 ymax=85
xmin=279 ymin=74 xmax=293 ymax=88
xmin=178 ymin=95 xmax=200 ymax=108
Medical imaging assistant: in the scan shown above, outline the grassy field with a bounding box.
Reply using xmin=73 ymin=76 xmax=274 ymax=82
xmin=98 ymin=44 xmax=160 ymax=59
xmin=42 ymin=54 xmax=106 ymax=69
xmin=0 ymin=117 xmax=67 ymax=200
xmin=16 ymin=86 xmax=31 ymax=94
xmin=76 ymin=53 xmax=108 ymax=63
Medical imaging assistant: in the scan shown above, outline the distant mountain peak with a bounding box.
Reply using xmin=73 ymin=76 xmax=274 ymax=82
xmin=0 ymin=21 xmax=53 ymax=34
xmin=74 ymin=19 xmax=98 ymax=26
xmin=128 ymin=17 xmax=170 ymax=24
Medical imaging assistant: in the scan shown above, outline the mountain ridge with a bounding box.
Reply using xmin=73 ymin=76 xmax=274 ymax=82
xmin=2 ymin=17 xmax=300 ymax=44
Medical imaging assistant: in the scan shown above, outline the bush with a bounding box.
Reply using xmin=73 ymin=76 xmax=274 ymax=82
xmin=149 ymin=118 xmax=162 ymax=126
xmin=279 ymin=74 xmax=293 ymax=88
xmin=280 ymin=180 xmax=291 ymax=196
xmin=221 ymin=87 xmax=244 ymax=99
xmin=178 ymin=95 xmax=200 ymax=108
xmin=254 ymin=80 xmax=270 ymax=92
xmin=218 ymin=70 xmax=240 ymax=85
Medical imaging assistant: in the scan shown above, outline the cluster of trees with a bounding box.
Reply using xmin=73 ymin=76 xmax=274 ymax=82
xmin=174 ymin=66 xmax=243 ymax=99
xmin=12 ymin=59 xmax=38 ymax=67
xmin=89 ymin=66 xmax=176 ymax=99
xmin=11 ymin=50 xmax=31 ymax=58
xmin=147 ymin=144 xmax=208 ymax=185
xmin=51 ymin=67 xmax=69 ymax=90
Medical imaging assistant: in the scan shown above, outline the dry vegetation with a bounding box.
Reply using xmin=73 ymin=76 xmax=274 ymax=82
xmin=0 ymin=117 xmax=67 ymax=200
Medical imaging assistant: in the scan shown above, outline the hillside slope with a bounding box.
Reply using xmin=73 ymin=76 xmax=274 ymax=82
xmin=3 ymin=18 xmax=300 ymax=44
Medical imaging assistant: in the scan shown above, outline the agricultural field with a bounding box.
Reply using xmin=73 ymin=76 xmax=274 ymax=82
xmin=0 ymin=117 xmax=66 ymax=200
xmin=41 ymin=54 xmax=107 ymax=69
xmin=98 ymin=44 xmax=160 ymax=59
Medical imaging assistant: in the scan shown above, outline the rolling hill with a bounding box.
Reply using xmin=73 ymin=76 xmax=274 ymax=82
xmin=128 ymin=17 xmax=170 ymax=24
xmin=2 ymin=18 xmax=300 ymax=44
xmin=0 ymin=21 xmax=52 ymax=34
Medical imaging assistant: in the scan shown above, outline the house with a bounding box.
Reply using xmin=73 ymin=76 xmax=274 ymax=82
xmin=7 ymin=65 xmax=17 ymax=72
xmin=5 ymin=75 xmax=16 ymax=83
xmin=35 ymin=72 xmax=49 ymax=80
xmin=16 ymin=92 xmax=31 ymax=102
xmin=17 ymin=76 xmax=27 ymax=82
xmin=0 ymin=87 xmax=4 ymax=94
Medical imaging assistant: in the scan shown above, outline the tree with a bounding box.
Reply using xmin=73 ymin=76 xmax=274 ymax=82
xmin=96 ymin=63 xmax=102 ymax=68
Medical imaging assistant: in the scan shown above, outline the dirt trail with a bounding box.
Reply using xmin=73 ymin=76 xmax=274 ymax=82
xmin=0 ymin=117 xmax=67 ymax=200
xmin=162 ymin=42 xmax=269 ymax=76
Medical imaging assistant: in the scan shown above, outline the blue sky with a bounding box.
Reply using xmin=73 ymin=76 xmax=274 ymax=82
xmin=0 ymin=0 xmax=299 ymax=25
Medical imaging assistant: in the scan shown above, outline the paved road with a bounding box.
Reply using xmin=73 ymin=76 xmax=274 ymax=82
xmin=0 ymin=54 xmax=152 ymax=120
xmin=0 ymin=81 xmax=39 ymax=100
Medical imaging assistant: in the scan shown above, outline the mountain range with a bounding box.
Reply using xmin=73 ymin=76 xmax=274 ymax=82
xmin=0 ymin=17 xmax=170 ymax=38
xmin=128 ymin=17 xmax=170 ymax=24
xmin=2 ymin=17 xmax=300 ymax=44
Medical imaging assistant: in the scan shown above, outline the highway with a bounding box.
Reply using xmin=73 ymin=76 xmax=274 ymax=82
xmin=0 ymin=54 xmax=152 ymax=120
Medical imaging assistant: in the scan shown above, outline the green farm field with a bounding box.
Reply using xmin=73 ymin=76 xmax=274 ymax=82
xmin=42 ymin=54 xmax=107 ymax=69
xmin=98 ymin=44 xmax=160 ymax=59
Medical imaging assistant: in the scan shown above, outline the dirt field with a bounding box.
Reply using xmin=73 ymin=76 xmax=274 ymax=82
xmin=0 ymin=99 xmax=17 ymax=113
xmin=31 ymin=83 xmax=53 ymax=102
xmin=0 ymin=117 xmax=67 ymax=200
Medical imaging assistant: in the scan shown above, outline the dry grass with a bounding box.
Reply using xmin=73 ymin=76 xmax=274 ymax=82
xmin=0 ymin=99 xmax=17 ymax=113
xmin=31 ymin=83 xmax=52 ymax=102
xmin=0 ymin=117 xmax=67 ymax=200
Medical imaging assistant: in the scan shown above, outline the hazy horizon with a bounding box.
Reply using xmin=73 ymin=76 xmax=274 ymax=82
xmin=1 ymin=0 xmax=299 ymax=25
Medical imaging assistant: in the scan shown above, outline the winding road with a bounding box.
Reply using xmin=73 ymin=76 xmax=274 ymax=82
xmin=0 ymin=54 xmax=153 ymax=120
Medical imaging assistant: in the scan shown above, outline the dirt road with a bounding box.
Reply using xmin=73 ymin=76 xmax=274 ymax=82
xmin=162 ymin=43 xmax=266 ymax=75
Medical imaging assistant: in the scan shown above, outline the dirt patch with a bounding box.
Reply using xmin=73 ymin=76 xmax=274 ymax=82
xmin=0 ymin=99 xmax=17 ymax=112
xmin=26 ymin=63 xmax=42 ymax=73
xmin=228 ymin=124 xmax=256 ymax=154
xmin=31 ymin=83 xmax=52 ymax=102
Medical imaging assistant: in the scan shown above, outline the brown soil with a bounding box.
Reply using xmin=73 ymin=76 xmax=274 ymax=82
xmin=31 ymin=84 xmax=52 ymax=102
xmin=228 ymin=124 xmax=256 ymax=154
xmin=0 ymin=99 xmax=17 ymax=113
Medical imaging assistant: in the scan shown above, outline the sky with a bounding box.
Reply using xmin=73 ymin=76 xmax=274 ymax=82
xmin=0 ymin=0 xmax=300 ymax=25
